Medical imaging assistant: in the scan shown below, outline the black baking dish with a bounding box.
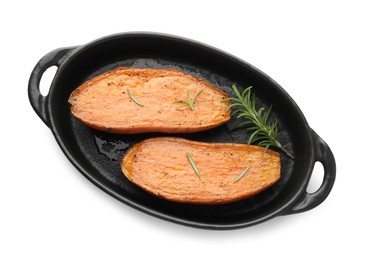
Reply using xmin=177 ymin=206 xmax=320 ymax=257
xmin=28 ymin=32 xmax=336 ymax=229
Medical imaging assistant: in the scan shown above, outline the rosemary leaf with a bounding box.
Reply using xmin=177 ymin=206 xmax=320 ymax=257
xmin=176 ymin=105 xmax=189 ymax=110
xmin=127 ymin=87 xmax=144 ymax=107
xmin=192 ymin=88 xmax=204 ymax=106
xmin=233 ymin=165 xmax=251 ymax=183
xmin=232 ymin=84 xmax=242 ymax=99
xmin=186 ymin=152 xmax=201 ymax=180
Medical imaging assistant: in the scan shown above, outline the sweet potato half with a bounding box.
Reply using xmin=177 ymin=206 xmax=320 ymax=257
xmin=68 ymin=68 xmax=230 ymax=133
xmin=121 ymin=137 xmax=281 ymax=204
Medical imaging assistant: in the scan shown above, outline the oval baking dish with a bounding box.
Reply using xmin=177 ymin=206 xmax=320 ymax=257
xmin=28 ymin=32 xmax=336 ymax=229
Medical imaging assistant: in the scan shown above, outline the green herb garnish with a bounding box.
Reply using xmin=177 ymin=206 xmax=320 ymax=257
xmin=226 ymin=85 xmax=294 ymax=159
xmin=175 ymin=88 xmax=204 ymax=110
xmin=186 ymin=152 xmax=202 ymax=180
xmin=233 ymin=165 xmax=251 ymax=183
xmin=127 ymin=87 xmax=144 ymax=107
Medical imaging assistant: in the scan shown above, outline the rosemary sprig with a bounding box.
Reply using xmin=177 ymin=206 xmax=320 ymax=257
xmin=127 ymin=87 xmax=144 ymax=107
xmin=175 ymin=88 xmax=203 ymax=110
xmin=226 ymin=85 xmax=294 ymax=159
xmin=233 ymin=165 xmax=251 ymax=183
xmin=186 ymin=152 xmax=201 ymax=180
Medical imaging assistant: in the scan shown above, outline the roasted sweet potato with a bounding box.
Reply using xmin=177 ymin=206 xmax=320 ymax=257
xmin=68 ymin=68 xmax=230 ymax=133
xmin=121 ymin=137 xmax=281 ymax=204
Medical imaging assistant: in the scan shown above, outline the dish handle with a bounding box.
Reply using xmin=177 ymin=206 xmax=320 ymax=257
xmin=28 ymin=46 xmax=77 ymax=127
xmin=282 ymin=129 xmax=336 ymax=215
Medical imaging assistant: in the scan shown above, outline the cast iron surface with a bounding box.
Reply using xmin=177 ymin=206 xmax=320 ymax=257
xmin=28 ymin=33 xmax=336 ymax=229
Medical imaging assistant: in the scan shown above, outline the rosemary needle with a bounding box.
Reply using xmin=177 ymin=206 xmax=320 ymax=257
xmin=233 ymin=165 xmax=251 ymax=183
xmin=127 ymin=87 xmax=144 ymax=107
xmin=186 ymin=152 xmax=201 ymax=180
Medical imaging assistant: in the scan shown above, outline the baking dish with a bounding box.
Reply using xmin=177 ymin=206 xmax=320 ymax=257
xmin=28 ymin=32 xmax=336 ymax=229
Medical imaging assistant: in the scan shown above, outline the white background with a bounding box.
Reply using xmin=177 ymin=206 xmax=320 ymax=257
xmin=1 ymin=1 xmax=366 ymax=259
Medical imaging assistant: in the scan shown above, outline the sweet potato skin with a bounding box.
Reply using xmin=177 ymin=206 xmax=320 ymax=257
xmin=68 ymin=68 xmax=230 ymax=133
xmin=121 ymin=137 xmax=281 ymax=204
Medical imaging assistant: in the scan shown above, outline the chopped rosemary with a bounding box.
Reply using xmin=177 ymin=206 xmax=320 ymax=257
xmin=226 ymin=85 xmax=294 ymax=159
xmin=175 ymin=88 xmax=203 ymax=110
xmin=127 ymin=87 xmax=144 ymax=107
xmin=186 ymin=152 xmax=201 ymax=180
xmin=233 ymin=165 xmax=251 ymax=183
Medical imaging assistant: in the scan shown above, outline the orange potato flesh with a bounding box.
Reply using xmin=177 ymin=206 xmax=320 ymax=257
xmin=68 ymin=68 xmax=231 ymax=133
xmin=121 ymin=137 xmax=281 ymax=204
